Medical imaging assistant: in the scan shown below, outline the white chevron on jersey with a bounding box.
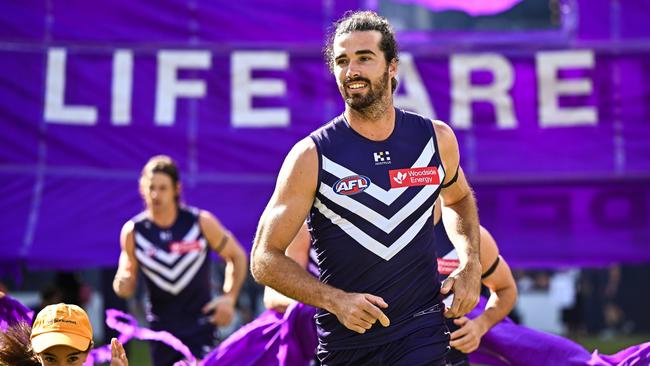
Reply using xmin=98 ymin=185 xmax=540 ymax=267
xmin=135 ymin=232 xmax=179 ymax=264
xmin=133 ymin=221 xmax=206 ymax=295
xmin=314 ymin=198 xmax=435 ymax=260
xmin=134 ymin=223 xmax=201 ymax=265
xmin=442 ymin=248 xmax=458 ymax=260
xmin=135 ymin=238 xmax=207 ymax=281
xmin=139 ymin=249 xmax=208 ymax=295
xmin=182 ymin=222 xmax=201 ymax=242
xmin=321 ymin=138 xmax=436 ymax=206
xmin=319 ymin=166 xmax=443 ymax=233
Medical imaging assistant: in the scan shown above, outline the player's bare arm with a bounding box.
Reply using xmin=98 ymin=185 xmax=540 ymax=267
xmin=251 ymin=138 xmax=390 ymax=334
xmin=450 ymin=226 xmax=518 ymax=353
xmin=200 ymin=211 xmax=247 ymax=326
xmin=263 ymin=222 xmax=311 ymax=313
xmin=474 ymin=227 xmax=517 ymax=334
xmin=434 ymin=120 xmax=481 ymax=318
xmin=113 ymin=221 xmax=139 ymax=299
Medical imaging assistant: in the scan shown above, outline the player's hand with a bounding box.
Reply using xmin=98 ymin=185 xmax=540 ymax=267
xmin=113 ymin=269 xmax=136 ymax=297
xmin=331 ymin=292 xmax=390 ymax=334
xmin=450 ymin=316 xmax=487 ymax=353
xmin=110 ymin=338 xmax=129 ymax=366
xmin=440 ymin=260 xmax=481 ymax=318
xmin=202 ymin=296 xmax=235 ymax=327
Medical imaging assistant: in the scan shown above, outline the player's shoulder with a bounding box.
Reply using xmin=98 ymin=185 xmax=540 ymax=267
xmin=120 ymin=220 xmax=135 ymax=241
xmin=196 ymin=209 xmax=228 ymax=238
xmin=283 ymin=136 xmax=318 ymax=168
xmin=124 ymin=211 xmax=147 ymax=232
xmin=129 ymin=210 xmax=148 ymax=223
xmin=196 ymin=208 xmax=217 ymax=223
xmin=430 ymin=119 xmax=454 ymax=137
xmin=429 ymin=119 xmax=458 ymax=154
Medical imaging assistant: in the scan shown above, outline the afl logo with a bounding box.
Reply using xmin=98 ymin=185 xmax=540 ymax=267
xmin=333 ymin=175 xmax=371 ymax=196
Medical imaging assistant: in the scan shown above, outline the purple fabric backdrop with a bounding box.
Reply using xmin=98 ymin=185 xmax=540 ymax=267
xmin=392 ymin=0 xmax=524 ymax=16
xmin=0 ymin=0 xmax=649 ymax=271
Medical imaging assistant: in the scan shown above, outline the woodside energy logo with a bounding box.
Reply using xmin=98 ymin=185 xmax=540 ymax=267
xmin=389 ymin=167 xmax=440 ymax=188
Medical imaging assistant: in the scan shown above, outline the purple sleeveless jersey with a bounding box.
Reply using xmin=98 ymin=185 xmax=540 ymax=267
xmin=309 ymin=108 xmax=447 ymax=350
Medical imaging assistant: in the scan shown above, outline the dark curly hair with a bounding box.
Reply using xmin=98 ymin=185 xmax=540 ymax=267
xmin=323 ymin=10 xmax=399 ymax=92
xmin=0 ymin=321 xmax=39 ymax=366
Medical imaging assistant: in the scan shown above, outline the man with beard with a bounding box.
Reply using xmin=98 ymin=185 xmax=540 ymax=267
xmin=113 ymin=155 xmax=247 ymax=365
xmin=251 ymin=11 xmax=482 ymax=366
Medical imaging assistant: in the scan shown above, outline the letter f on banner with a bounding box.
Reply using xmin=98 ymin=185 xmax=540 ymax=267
xmin=155 ymin=50 xmax=211 ymax=126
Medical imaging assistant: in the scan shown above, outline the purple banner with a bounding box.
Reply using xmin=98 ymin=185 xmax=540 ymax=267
xmin=392 ymin=0 xmax=524 ymax=16
xmin=0 ymin=1 xmax=649 ymax=271
xmin=476 ymin=180 xmax=650 ymax=268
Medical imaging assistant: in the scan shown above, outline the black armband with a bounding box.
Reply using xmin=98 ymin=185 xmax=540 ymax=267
xmin=441 ymin=165 xmax=459 ymax=188
xmin=214 ymin=233 xmax=229 ymax=253
xmin=481 ymin=255 xmax=501 ymax=279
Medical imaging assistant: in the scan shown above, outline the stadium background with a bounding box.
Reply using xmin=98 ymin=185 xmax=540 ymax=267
xmin=1 ymin=0 xmax=649 ymax=363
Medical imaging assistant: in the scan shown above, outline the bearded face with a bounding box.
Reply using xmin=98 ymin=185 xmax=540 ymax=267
xmin=340 ymin=69 xmax=390 ymax=111
xmin=332 ymin=31 xmax=395 ymax=115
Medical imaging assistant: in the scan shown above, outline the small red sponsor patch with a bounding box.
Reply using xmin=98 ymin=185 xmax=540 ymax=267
xmin=389 ymin=167 xmax=440 ymax=188
xmin=169 ymin=240 xmax=202 ymax=254
xmin=437 ymin=258 xmax=460 ymax=275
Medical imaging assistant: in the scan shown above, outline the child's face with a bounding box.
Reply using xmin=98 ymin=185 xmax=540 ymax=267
xmin=37 ymin=345 xmax=89 ymax=366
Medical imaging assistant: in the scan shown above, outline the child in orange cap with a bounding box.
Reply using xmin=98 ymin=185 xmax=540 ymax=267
xmin=29 ymin=303 xmax=128 ymax=366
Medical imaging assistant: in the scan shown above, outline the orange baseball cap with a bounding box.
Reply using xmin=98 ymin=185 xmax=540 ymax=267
xmin=30 ymin=303 xmax=93 ymax=353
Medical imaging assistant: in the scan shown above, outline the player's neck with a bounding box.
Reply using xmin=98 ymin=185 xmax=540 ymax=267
xmin=345 ymin=100 xmax=395 ymax=141
xmin=148 ymin=204 xmax=178 ymax=227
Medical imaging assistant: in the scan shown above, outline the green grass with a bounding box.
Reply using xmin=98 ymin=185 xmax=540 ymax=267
xmin=569 ymin=334 xmax=649 ymax=355
xmin=128 ymin=340 xmax=152 ymax=365
xmin=97 ymin=340 xmax=152 ymax=366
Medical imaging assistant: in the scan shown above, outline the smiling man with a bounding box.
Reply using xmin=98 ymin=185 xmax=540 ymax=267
xmin=251 ymin=11 xmax=482 ymax=366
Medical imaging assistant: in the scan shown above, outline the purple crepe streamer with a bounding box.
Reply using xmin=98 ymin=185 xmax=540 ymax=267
xmin=468 ymin=298 xmax=650 ymax=366
xmin=85 ymin=309 xmax=197 ymax=365
xmin=0 ymin=294 xmax=33 ymax=332
xmin=588 ymin=343 xmax=650 ymax=366
xmin=198 ymin=301 xmax=317 ymax=366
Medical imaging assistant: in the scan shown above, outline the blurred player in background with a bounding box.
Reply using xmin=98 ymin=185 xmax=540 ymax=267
xmin=112 ymin=155 xmax=247 ymax=365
